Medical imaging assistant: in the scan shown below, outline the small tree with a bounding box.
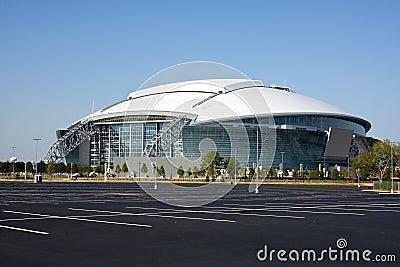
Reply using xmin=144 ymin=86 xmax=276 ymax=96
xmin=55 ymin=162 xmax=66 ymax=174
xmin=115 ymin=164 xmax=121 ymax=177
xmin=268 ymin=167 xmax=277 ymax=179
xmin=159 ymin=165 xmax=165 ymax=178
xmin=308 ymin=169 xmax=320 ymax=180
xmin=239 ymin=168 xmax=246 ymax=178
xmin=122 ymin=163 xmax=129 ymax=174
xmin=200 ymin=151 xmax=223 ymax=179
xmin=187 ymin=167 xmax=192 ymax=177
xmin=177 ymin=165 xmax=184 ymax=178
xmin=37 ymin=160 xmax=47 ymax=173
xmin=141 ymin=163 xmax=148 ymax=176
xmin=331 ymin=168 xmax=340 ymax=180
xmin=248 ymin=168 xmax=255 ymax=179
xmin=26 ymin=161 xmax=33 ymax=173
xmin=71 ymin=163 xmax=80 ymax=174
xmin=94 ymin=165 xmax=102 ymax=173
xmin=47 ymin=162 xmax=56 ymax=175
xmin=192 ymin=166 xmax=198 ymax=178
xmin=224 ymin=156 xmax=239 ymax=177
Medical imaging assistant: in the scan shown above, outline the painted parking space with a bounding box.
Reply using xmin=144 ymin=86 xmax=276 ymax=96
xmin=0 ymin=182 xmax=399 ymax=266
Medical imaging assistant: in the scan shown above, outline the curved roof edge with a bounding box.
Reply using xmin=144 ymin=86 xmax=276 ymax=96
xmin=127 ymin=79 xmax=263 ymax=99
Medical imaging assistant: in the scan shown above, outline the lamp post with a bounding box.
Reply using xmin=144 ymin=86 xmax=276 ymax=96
xmin=347 ymin=154 xmax=350 ymax=183
xmin=255 ymin=128 xmax=259 ymax=194
xmin=234 ymin=147 xmax=237 ymax=185
xmin=139 ymin=162 xmax=141 ymax=179
xmin=390 ymin=142 xmax=394 ymax=194
xmin=33 ymin=138 xmax=41 ymax=175
xmin=280 ymin=152 xmax=285 ymax=178
xmin=11 ymin=146 xmax=16 ymax=173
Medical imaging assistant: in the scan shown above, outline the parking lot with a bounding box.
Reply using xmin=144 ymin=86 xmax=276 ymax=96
xmin=0 ymin=182 xmax=399 ymax=266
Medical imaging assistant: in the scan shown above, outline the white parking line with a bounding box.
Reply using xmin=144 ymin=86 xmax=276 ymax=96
xmin=0 ymin=224 xmax=49 ymax=235
xmin=217 ymin=206 xmax=366 ymax=216
xmin=125 ymin=206 xmax=305 ymax=219
xmin=0 ymin=217 xmax=51 ymax=222
xmin=3 ymin=210 xmax=152 ymax=228
xmin=69 ymin=208 xmax=237 ymax=223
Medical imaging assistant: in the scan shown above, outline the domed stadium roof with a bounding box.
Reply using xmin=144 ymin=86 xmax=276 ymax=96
xmin=81 ymin=79 xmax=371 ymax=132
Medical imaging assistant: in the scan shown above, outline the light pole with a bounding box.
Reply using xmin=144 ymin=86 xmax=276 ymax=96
xmin=138 ymin=162 xmax=141 ymax=179
xmin=33 ymin=138 xmax=41 ymax=176
xmin=280 ymin=152 xmax=285 ymax=178
xmin=11 ymin=146 xmax=16 ymax=173
xmin=390 ymin=142 xmax=394 ymax=194
xmin=347 ymin=154 xmax=350 ymax=182
xmin=234 ymin=147 xmax=237 ymax=185
xmin=255 ymin=128 xmax=259 ymax=194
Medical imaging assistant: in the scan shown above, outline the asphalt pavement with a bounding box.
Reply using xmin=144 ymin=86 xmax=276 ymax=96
xmin=0 ymin=182 xmax=399 ymax=267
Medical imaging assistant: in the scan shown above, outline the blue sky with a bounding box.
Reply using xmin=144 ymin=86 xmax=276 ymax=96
xmin=0 ymin=0 xmax=399 ymax=162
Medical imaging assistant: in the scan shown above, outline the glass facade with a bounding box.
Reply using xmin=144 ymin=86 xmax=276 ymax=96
xmin=89 ymin=121 xmax=184 ymax=168
xmin=274 ymin=115 xmax=366 ymax=136
xmin=86 ymin=114 xmax=367 ymax=170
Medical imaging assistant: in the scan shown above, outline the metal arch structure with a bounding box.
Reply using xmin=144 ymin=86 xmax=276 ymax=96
xmin=142 ymin=115 xmax=192 ymax=157
xmin=44 ymin=120 xmax=97 ymax=163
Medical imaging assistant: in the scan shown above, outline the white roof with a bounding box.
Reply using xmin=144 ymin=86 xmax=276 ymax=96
xmin=80 ymin=79 xmax=371 ymax=131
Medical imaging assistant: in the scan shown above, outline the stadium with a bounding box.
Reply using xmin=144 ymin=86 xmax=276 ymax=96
xmin=44 ymin=78 xmax=372 ymax=177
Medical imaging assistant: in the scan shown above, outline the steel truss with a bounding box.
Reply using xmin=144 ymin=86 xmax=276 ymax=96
xmin=44 ymin=120 xmax=97 ymax=163
xmin=142 ymin=116 xmax=190 ymax=157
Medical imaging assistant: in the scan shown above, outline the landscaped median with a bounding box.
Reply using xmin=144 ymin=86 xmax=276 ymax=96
xmin=0 ymin=175 xmax=373 ymax=187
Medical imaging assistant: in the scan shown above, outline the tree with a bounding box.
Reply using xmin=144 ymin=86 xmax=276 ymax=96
xmin=141 ymin=163 xmax=148 ymax=176
xmin=331 ymin=168 xmax=340 ymax=180
xmin=94 ymin=165 xmax=103 ymax=173
xmin=115 ymin=164 xmax=121 ymax=177
xmin=55 ymin=162 xmax=66 ymax=173
xmin=156 ymin=165 xmax=166 ymax=178
xmin=268 ymin=167 xmax=277 ymax=179
xmin=71 ymin=163 xmax=80 ymax=174
xmin=187 ymin=167 xmax=192 ymax=177
xmin=308 ymin=169 xmax=320 ymax=180
xmin=157 ymin=165 xmax=165 ymax=178
xmin=122 ymin=162 xmax=129 ymax=173
xmin=200 ymin=151 xmax=223 ymax=179
xmin=26 ymin=161 xmax=33 ymax=173
xmin=352 ymin=140 xmax=400 ymax=182
xmin=82 ymin=166 xmax=91 ymax=175
xmin=224 ymin=156 xmax=239 ymax=177
xmin=239 ymin=168 xmax=247 ymax=178
xmin=177 ymin=165 xmax=184 ymax=178
xmin=302 ymin=169 xmax=309 ymax=179
xmin=47 ymin=162 xmax=56 ymax=175
xmin=192 ymin=166 xmax=199 ymax=178
xmin=15 ymin=162 xmax=25 ymax=172
xmin=37 ymin=160 xmax=47 ymax=173
xmin=248 ymin=168 xmax=255 ymax=179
